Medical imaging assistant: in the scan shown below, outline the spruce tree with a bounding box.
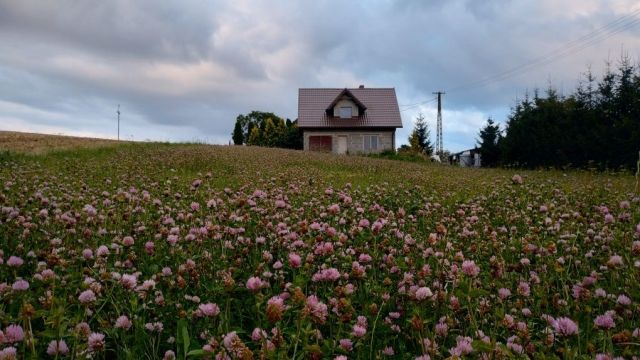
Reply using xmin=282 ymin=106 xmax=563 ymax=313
xmin=408 ymin=129 xmax=421 ymax=152
xmin=477 ymin=118 xmax=501 ymax=167
xmin=414 ymin=113 xmax=433 ymax=155
xmin=406 ymin=113 xmax=434 ymax=155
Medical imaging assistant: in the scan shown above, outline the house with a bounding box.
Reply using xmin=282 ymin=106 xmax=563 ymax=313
xmin=298 ymin=86 xmax=402 ymax=154
xmin=449 ymin=148 xmax=481 ymax=167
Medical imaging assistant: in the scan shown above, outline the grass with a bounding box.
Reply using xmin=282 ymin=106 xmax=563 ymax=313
xmin=365 ymin=150 xmax=432 ymax=163
xmin=0 ymin=131 xmax=124 ymax=154
xmin=0 ymin=132 xmax=638 ymax=358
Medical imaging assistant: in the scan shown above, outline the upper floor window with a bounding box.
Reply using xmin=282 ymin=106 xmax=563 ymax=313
xmin=339 ymin=106 xmax=352 ymax=118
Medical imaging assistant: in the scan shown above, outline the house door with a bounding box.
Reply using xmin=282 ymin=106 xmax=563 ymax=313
xmin=337 ymin=136 xmax=348 ymax=154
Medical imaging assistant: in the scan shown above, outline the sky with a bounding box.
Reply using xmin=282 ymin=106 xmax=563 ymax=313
xmin=1 ymin=0 xmax=639 ymax=152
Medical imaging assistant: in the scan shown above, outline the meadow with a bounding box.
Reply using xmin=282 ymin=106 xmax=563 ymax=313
xmin=0 ymin=133 xmax=638 ymax=359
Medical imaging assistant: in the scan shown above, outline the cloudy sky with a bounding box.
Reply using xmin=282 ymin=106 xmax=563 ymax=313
xmin=1 ymin=0 xmax=639 ymax=151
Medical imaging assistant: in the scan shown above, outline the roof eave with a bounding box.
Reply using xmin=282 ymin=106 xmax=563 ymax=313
xmin=298 ymin=124 xmax=403 ymax=129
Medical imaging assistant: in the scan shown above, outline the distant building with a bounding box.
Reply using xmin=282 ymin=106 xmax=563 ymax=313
xmin=297 ymin=86 xmax=403 ymax=154
xmin=449 ymin=148 xmax=481 ymax=167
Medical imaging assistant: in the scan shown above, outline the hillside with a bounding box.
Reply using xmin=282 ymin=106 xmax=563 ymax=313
xmin=0 ymin=131 xmax=638 ymax=358
xmin=0 ymin=131 xmax=123 ymax=154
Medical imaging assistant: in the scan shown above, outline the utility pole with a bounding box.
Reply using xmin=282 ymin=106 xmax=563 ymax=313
xmin=117 ymin=104 xmax=121 ymax=141
xmin=432 ymin=91 xmax=445 ymax=158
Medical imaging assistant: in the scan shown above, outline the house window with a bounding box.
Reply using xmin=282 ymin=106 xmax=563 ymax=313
xmin=363 ymin=135 xmax=379 ymax=151
xmin=339 ymin=106 xmax=352 ymax=118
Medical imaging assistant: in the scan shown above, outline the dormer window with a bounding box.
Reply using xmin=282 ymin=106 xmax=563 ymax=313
xmin=339 ymin=106 xmax=352 ymax=118
xmin=326 ymin=89 xmax=367 ymax=119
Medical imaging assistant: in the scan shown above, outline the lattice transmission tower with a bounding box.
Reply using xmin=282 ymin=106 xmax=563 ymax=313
xmin=432 ymin=91 xmax=445 ymax=157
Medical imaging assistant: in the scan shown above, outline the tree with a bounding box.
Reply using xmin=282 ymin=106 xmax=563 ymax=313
xmin=232 ymin=120 xmax=244 ymax=145
xmin=274 ymin=118 xmax=288 ymax=147
xmin=263 ymin=118 xmax=276 ymax=147
xmin=247 ymin=127 xmax=260 ymax=146
xmin=476 ymin=118 xmax=501 ymax=167
xmin=247 ymin=122 xmax=257 ymax=143
xmin=408 ymin=129 xmax=421 ymax=152
xmin=495 ymin=56 xmax=640 ymax=169
xmin=408 ymin=113 xmax=433 ymax=154
xmin=234 ymin=111 xmax=280 ymax=144
xmin=285 ymin=120 xmax=303 ymax=149
xmin=233 ymin=111 xmax=303 ymax=149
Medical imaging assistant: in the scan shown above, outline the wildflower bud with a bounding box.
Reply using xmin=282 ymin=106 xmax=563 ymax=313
xmin=176 ymin=276 xmax=186 ymax=289
xmin=307 ymin=344 xmax=322 ymax=360
xmin=611 ymin=331 xmax=631 ymax=343
xmin=525 ymin=343 xmax=536 ymax=354
xmin=428 ymin=233 xmax=438 ymax=244
xmin=369 ymin=303 xmax=378 ymax=315
xmin=292 ymin=287 xmax=306 ymax=304
xmin=21 ymin=303 xmax=35 ymax=318
xmin=411 ymin=315 xmax=424 ymax=331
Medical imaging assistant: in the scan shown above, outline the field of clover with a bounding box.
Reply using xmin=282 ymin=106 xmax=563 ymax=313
xmin=0 ymin=143 xmax=639 ymax=359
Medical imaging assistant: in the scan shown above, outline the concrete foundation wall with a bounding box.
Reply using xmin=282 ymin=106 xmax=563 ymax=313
xmin=303 ymin=130 xmax=395 ymax=154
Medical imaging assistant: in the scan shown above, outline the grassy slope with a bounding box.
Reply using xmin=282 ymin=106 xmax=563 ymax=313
xmin=1 ymin=132 xmax=639 ymax=357
xmin=0 ymin=131 xmax=634 ymax=201
xmin=0 ymin=131 xmax=124 ymax=154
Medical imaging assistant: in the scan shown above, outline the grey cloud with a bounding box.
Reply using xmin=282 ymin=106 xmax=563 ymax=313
xmin=1 ymin=0 xmax=639 ymax=151
xmin=0 ymin=1 xmax=218 ymax=62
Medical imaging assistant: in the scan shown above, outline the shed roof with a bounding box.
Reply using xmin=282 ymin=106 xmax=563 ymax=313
xmin=298 ymin=88 xmax=403 ymax=128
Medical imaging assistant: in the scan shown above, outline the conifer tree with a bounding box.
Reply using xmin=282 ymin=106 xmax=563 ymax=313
xmin=476 ymin=118 xmax=501 ymax=167
xmin=408 ymin=129 xmax=421 ymax=152
xmin=232 ymin=120 xmax=244 ymax=145
xmin=408 ymin=113 xmax=433 ymax=155
xmin=495 ymin=57 xmax=640 ymax=169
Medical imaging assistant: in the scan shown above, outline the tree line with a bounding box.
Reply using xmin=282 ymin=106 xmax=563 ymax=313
xmin=477 ymin=58 xmax=640 ymax=169
xmin=232 ymin=111 xmax=302 ymax=149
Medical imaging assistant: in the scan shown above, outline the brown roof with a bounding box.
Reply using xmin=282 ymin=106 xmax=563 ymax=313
xmin=298 ymin=88 xmax=403 ymax=128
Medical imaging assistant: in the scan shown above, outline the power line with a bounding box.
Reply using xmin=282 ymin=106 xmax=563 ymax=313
xmin=450 ymin=18 xmax=640 ymax=93
xmin=400 ymin=97 xmax=438 ymax=108
xmin=401 ymin=8 xmax=640 ymax=106
xmin=446 ymin=8 xmax=640 ymax=93
xmin=448 ymin=9 xmax=640 ymax=93
xmin=399 ymin=97 xmax=438 ymax=112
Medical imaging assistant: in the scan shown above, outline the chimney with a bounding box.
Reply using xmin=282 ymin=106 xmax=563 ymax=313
xmin=358 ymin=85 xmax=364 ymax=89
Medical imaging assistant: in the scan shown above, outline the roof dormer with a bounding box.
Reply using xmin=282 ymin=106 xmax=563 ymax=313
xmin=325 ymin=88 xmax=367 ymax=118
